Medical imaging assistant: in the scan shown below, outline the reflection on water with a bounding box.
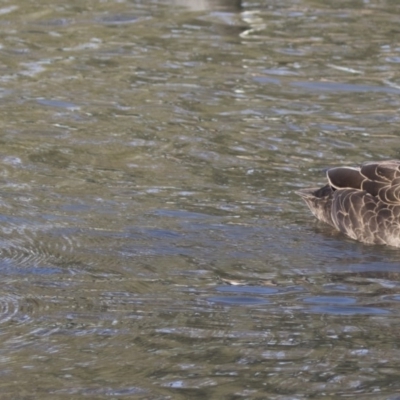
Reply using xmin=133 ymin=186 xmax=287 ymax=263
xmin=172 ymin=0 xmax=242 ymax=11
xmin=0 ymin=0 xmax=399 ymax=398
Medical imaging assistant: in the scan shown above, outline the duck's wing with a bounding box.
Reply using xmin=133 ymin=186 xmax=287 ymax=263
xmin=360 ymin=160 xmax=400 ymax=183
xmin=361 ymin=161 xmax=400 ymax=204
xmin=327 ymin=161 xmax=400 ymax=204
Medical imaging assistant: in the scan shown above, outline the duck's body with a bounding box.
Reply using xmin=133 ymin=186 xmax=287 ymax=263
xmin=296 ymin=160 xmax=400 ymax=247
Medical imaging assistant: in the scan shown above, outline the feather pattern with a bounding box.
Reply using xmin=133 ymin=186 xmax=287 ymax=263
xmin=296 ymin=160 xmax=400 ymax=247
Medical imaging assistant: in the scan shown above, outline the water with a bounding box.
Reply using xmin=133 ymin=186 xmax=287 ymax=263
xmin=0 ymin=0 xmax=400 ymax=398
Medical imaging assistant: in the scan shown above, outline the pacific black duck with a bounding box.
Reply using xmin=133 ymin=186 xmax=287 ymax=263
xmin=296 ymin=160 xmax=400 ymax=247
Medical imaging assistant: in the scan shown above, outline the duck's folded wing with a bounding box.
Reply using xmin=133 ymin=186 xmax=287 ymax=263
xmin=327 ymin=162 xmax=400 ymax=204
xmin=327 ymin=167 xmax=365 ymax=190
xmin=360 ymin=160 xmax=400 ymax=183
xmin=360 ymin=161 xmax=400 ymax=204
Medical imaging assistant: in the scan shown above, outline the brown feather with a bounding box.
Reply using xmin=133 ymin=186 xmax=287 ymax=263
xmin=296 ymin=160 xmax=400 ymax=247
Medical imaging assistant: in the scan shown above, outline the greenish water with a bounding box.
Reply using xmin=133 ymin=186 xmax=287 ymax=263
xmin=0 ymin=0 xmax=399 ymax=398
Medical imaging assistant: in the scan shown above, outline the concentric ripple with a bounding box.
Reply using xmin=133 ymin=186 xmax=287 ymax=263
xmin=0 ymin=293 xmax=21 ymax=325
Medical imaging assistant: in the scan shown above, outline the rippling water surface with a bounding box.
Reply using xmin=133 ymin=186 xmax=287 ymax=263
xmin=1 ymin=0 xmax=400 ymax=398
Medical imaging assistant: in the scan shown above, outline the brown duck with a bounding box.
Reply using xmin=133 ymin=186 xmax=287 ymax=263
xmin=296 ymin=160 xmax=400 ymax=247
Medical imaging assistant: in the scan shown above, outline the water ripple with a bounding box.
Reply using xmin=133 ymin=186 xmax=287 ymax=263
xmin=0 ymin=293 xmax=21 ymax=325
